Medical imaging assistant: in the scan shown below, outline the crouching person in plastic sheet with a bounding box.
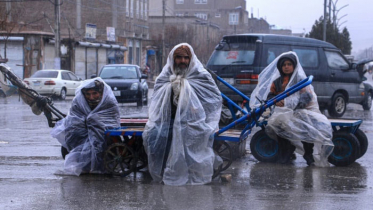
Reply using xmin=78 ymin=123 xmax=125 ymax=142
xmin=51 ymin=78 xmax=120 ymax=175
xmin=142 ymin=43 xmax=223 ymax=186
xmin=250 ymin=51 xmax=334 ymax=167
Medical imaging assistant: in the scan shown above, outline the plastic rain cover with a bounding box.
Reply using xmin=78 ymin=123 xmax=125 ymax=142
xmin=51 ymin=78 xmax=120 ymax=175
xmin=250 ymin=51 xmax=334 ymax=167
xmin=142 ymin=43 xmax=222 ymax=185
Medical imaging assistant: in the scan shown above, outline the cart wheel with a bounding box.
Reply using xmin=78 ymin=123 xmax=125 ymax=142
xmin=250 ymin=130 xmax=279 ymax=163
xmin=212 ymin=141 xmax=233 ymax=179
xmin=328 ymin=131 xmax=360 ymax=167
xmin=104 ymin=143 xmax=137 ymax=176
xmin=61 ymin=146 xmax=69 ymax=160
xmin=341 ymin=128 xmax=368 ymax=159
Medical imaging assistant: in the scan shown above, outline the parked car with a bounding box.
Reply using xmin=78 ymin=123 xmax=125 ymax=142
xmin=206 ymin=34 xmax=373 ymax=117
xmin=95 ymin=64 xmax=148 ymax=107
xmin=23 ymin=69 xmax=82 ymax=100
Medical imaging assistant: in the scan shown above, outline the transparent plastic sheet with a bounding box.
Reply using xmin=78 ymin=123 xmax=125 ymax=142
xmin=51 ymin=78 xmax=120 ymax=175
xmin=250 ymin=51 xmax=334 ymax=167
xmin=142 ymin=43 xmax=222 ymax=185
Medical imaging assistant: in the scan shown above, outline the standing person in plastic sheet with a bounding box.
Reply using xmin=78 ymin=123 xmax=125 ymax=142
xmin=250 ymin=52 xmax=334 ymax=167
xmin=51 ymin=78 xmax=120 ymax=175
xmin=142 ymin=43 xmax=222 ymax=186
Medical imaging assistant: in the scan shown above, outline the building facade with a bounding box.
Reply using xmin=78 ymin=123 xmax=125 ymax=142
xmin=0 ymin=0 xmax=150 ymax=79
xmin=150 ymin=0 xmax=249 ymax=35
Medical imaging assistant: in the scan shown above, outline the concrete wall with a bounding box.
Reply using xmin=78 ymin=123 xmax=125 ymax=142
xmin=74 ymin=47 xmax=86 ymax=80
xmin=0 ymin=41 xmax=24 ymax=78
xmin=44 ymin=44 xmax=55 ymax=70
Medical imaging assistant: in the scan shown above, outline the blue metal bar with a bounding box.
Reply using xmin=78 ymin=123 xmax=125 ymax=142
xmin=215 ymin=76 xmax=314 ymax=136
xmin=216 ymin=76 xmax=251 ymax=102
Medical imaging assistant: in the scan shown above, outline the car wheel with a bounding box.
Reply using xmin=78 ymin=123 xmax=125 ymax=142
xmin=328 ymin=93 xmax=346 ymax=118
xmin=250 ymin=129 xmax=279 ymax=163
xmin=328 ymin=131 xmax=360 ymax=167
xmin=143 ymin=91 xmax=148 ymax=106
xmin=137 ymin=92 xmax=143 ymax=107
xmin=60 ymin=88 xmax=67 ymax=100
xmin=362 ymin=92 xmax=372 ymax=110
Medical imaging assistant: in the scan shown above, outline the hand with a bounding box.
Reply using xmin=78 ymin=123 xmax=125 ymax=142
xmin=276 ymin=100 xmax=284 ymax=107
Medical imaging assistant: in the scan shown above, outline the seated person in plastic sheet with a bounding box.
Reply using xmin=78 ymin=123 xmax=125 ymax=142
xmin=250 ymin=51 xmax=334 ymax=167
xmin=51 ymin=78 xmax=120 ymax=175
xmin=142 ymin=43 xmax=222 ymax=186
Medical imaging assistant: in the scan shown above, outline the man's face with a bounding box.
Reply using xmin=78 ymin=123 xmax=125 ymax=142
xmin=174 ymin=55 xmax=190 ymax=70
xmin=84 ymin=89 xmax=102 ymax=102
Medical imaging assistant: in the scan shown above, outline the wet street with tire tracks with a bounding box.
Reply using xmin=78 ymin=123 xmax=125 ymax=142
xmin=0 ymin=93 xmax=373 ymax=210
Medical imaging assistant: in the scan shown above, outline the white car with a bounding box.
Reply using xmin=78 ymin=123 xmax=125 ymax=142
xmin=24 ymin=69 xmax=82 ymax=100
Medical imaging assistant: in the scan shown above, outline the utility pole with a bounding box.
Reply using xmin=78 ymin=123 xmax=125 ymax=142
xmin=323 ymin=0 xmax=327 ymax=41
xmin=328 ymin=0 xmax=332 ymax=22
xmin=54 ymin=0 xmax=61 ymax=69
xmin=161 ymin=0 xmax=166 ymax=69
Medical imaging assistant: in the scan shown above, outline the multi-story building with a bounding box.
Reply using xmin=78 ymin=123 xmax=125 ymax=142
xmin=0 ymin=0 xmax=150 ymax=79
xmin=150 ymin=0 xmax=248 ymax=35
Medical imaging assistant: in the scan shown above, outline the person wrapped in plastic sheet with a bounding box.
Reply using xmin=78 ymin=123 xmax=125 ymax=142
xmin=250 ymin=52 xmax=334 ymax=167
xmin=51 ymin=78 xmax=120 ymax=175
xmin=142 ymin=43 xmax=222 ymax=185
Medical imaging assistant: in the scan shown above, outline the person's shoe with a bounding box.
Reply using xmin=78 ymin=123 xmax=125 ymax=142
xmin=304 ymin=155 xmax=315 ymax=166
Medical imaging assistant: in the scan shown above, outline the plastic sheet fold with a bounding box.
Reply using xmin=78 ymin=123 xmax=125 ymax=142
xmin=51 ymin=78 xmax=120 ymax=175
xmin=250 ymin=51 xmax=334 ymax=167
xmin=142 ymin=43 xmax=222 ymax=185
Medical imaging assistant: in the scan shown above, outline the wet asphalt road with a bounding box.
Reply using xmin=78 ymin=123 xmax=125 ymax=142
xmin=0 ymin=93 xmax=373 ymax=210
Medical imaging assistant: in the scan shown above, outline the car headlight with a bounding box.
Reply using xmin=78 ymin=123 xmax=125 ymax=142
xmin=130 ymin=83 xmax=139 ymax=90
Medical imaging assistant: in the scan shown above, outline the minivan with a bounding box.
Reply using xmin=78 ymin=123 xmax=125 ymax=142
xmin=206 ymin=34 xmax=373 ymax=117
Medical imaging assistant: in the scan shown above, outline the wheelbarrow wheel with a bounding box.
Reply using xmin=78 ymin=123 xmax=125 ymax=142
xmin=104 ymin=143 xmax=137 ymax=176
xmin=354 ymin=129 xmax=368 ymax=159
xmin=250 ymin=129 xmax=279 ymax=163
xmin=341 ymin=128 xmax=368 ymax=159
xmin=212 ymin=141 xmax=232 ymax=179
xmin=328 ymin=131 xmax=360 ymax=167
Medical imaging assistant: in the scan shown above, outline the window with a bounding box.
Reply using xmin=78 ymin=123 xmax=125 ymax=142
xmin=195 ymin=13 xmax=207 ymax=20
xmin=175 ymin=13 xmax=184 ymax=17
xmin=136 ymin=41 xmax=140 ymax=65
xmin=130 ymin=0 xmax=134 ymax=18
xmin=176 ymin=0 xmax=184 ymax=4
xmin=325 ymin=51 xmax=349 ymax=69
xmin=195 ymin=0 xmax=207 ymax=4
xmin=292 ymin=48 xmax=319 ymax=68
xmin=215 ymin=13 xmax=221 ymax=18
xmin=61 ymin=72 xmax=70 ymax=80
xmin=144 ymin=1 xmax=148 ymax=20
xmin=229 ymin=13 xmax=239 ymax=25
xmin=264 ymin=45 xmax=291 ymax=65
xmin=128 ymin=40 xmax=133 ymax=64
xmin=140 ymin=1 xmax=143 ymax=19
xmin=136 ymin=0 xmax=140 ymax=18
xmin=68 ymin=72 xmax=79 ymax=81
xmin=126 ymin=0 xmax=129 ymax=17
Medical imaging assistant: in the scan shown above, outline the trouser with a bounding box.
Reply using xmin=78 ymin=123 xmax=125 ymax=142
xmin=162 ymin=119 xmax=174 ymax=174
xmin=277 ymin=137 xmax=296 ymax=163
xmin=302 ymin=141 xmax=314 ymax=165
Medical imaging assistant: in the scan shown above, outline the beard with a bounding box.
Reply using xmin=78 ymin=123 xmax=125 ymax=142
xmin=174 ymin=65 xmax=188 ymax=76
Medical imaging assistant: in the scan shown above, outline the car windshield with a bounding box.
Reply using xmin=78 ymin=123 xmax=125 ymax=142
xmin=207 ymin=37 xmax=257 ymax=66
xmin=100 ymin=66 xmax=139 ymax=79
xmin=31 ymin=71 xmax=58 ymax=78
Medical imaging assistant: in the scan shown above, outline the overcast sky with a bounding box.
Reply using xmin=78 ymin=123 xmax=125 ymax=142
xmin=246 ymin=0 xmax=373 ymax=54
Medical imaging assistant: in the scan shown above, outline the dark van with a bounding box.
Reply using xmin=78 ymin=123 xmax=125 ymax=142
xmin=206 ymin=34 xmax=373 ymax=117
